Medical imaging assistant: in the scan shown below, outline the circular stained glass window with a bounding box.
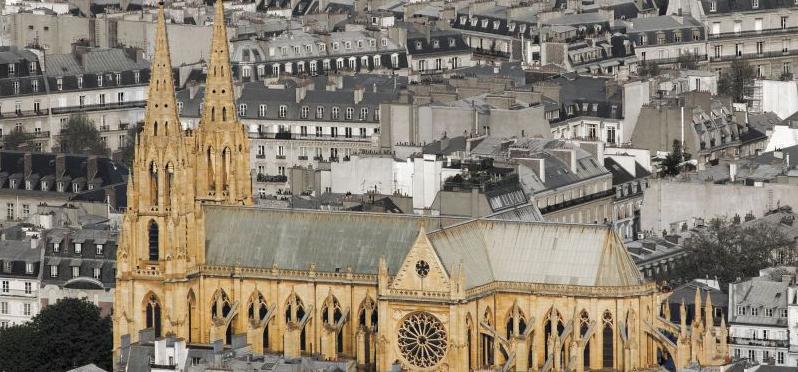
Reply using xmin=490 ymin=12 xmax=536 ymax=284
xmin=397 ymin=312 xmax=447 ymax=368
xmin=415 ymin=260 xmax=430 ymax=278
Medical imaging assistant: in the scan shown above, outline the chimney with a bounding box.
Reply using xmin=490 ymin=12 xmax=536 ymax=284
xmin=296 ymin=83 xmax=309 ymax=103
xmin=354 ymin=86 xmax=365 ymax=104
xmin=525 ymin=158 xmax=546 ymax=182
xmin=23 ymin=153 xmax=32 ymax=178
xmin=30 ymin=235 xmax=39 ymax=249
xmin=188 ymin=82 xmax=200 ymax=100
xmin=551 ymin=148 xmax=577 ymax=173
xmin=729 ymin=162 xmax=737 ymax=182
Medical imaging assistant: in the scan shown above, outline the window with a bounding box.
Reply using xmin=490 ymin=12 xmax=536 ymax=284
xmin=259 ymin=104 xmax=266 ymax=117
xmin=752 ymin=0 xmax=759 ymax=8
xmin=710 ymin=0 xmax=716 ymax=11
xmin=134 ymin=71 xmax=140 ymax=84
xmin=6 ymin=203 xmax=13 ymax=220
xmin=24 ymin=282 xmax=31 ymax=294
xmin=714 ymin=45 xmax=722 ymax=58
xmin=737 ymin=306 xmax=746 ymax=315
xmin=784 ymin=39 xmax=790 ymax=53
xmin=345 ymin=127 xmax=352 ymax=138
xmin=300 ymin=126 xmax=307 ymax=136
xmin=374 ymin=108 xmax=380 ymax=121
xmin=2 ymin=281 xmax=8 ymax=292
xmin=360 ymin=128 xmax=367 ymax=138
xmin=360 ymin=108 xmax=368 ymax=120
xmin=74 ymin=242 xmax=82 ymax=254
xmin=316 ymin=106 xmax=324 ymax=118
xmin=118 ymin=92 xmax=125 ymax=102
xmin=734 ymin=20 xmax=742 ymax=34
xmin=7 ymin=63 xmax=14 ymax=75
xmin=346 ymin=107 xmax=354 ymax=120
xmin=238 ymin=104 xmax=247 ymax=117
xmin=50 ymin=265 xmax=58 ymax=277
xmin=778 ymin=352 xmax=785 ymax=364
xmin=782 ymin=16 xmax=788 ymax=30
xmin=12 ymin=81 xmax=18 ymax=95
xmin=757 ymin=41 xmax=764 ymax=55
xmin=755 ymin=18 xmax=763 ymax=32
xmin=279 ymin=105 xmax=287 ymax=118
xmin=242 ymin=66 xmax=251 ymax=78
xmin=115 ymin=73 xmax=121 ymax=85
xmin=301 ymin=106 xmax=309 ymax=119
xmin=97 ymin=75 xmax=103 ymax=87
xmin=32 ymin=79 xmax=38 ymax=93
xmin=96 ymin=244 xmax=103 ymax=255
xmin=24 ymin=263 xmax=33 ymax=274
xmin=53 ymin=242 xmax=60 ymax=252
xmin=748 ymin=350 xmax=756 ymax=361
xmin=674 ymin=32 xmax=681 ymax=43
xmin=0 ymin=302 xmax=6 ymax=314
xmin=72 ymin=266 xmax=79 ymax=278
xmin=781 ymin=308 xmax=789 ymax=317
xmin=23 ymin=303 xmax=30 ymax=316
xmin=331 ymin=127 xmax=338 ymax=137
xmin=765 ymin=308 xmax=773 ymax=317
xmin=332 ymin=107 xmax=340 ymax=119
xmin=93 ymin=268 xmax=101 ymax=279
xmin=57 ymin=78 xmax=63 ymax=91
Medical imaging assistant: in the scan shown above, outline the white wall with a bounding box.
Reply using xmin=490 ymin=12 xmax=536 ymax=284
xmin=622 ymin=79 xmax=651 ymax=143
xmin=766 ymin=125 xmax=798 ymax=152
xmin=761 ymin=80 xmax=798 ymax=120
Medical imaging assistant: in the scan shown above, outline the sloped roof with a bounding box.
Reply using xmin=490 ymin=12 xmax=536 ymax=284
xmin=204 ymin=206 xmax=643 ymax=289
xmin=429 ymin=219 xmax=643 ymax=289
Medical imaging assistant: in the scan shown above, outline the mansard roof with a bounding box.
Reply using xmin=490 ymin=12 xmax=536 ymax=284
xmin=203 ymin=206 xmax=643 ymax=290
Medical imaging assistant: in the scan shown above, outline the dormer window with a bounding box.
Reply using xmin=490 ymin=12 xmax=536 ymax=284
xmin=41 ymin=182 xmax=47 ymax=191
xmin=305 ymin=44 xmax=312 ymax=53
xmin=32 ymin=80 xmax=38 ymax=93
xmin=97 ymin=75 xmax=103 ymax=87
xmin=115 ymin=73 xmax=121 ymax=85
xmin=293 ymin=45 xmax=300 ymax=54
xmin=357 ymin=40 xmax=363 ymax=48
xmin=508 ymin=22 xmax=516 ymax=32
xmin=333 ymin=42 xmax=340 ymax=50
xmin=460 ymin=16 xmax=467 ymax=24
xmin=520 ymin=24 xmax=527 ymax=34
xmin=470 ymin=18 xmax=478 ymax=26
xmin=432 ymin=39 xmax=440 ymax=48
xmin=493 ymin=20 xmax=501 ymax=30
xmin=134 ymin=71 xmax=140 ymax=84
xmin=8 ymin=64 xmax=15 ymax=75
xmin=57 ymin=78 xmax=63 ymax=91
xmin=710 ymin=0 xmax=717 ymax=11
xmin=57 ymin=182 xmax=64 ymax=192
xmin=381 ymin=39 xmax=388 ymax=47
xmin=74 ymin=243 xmax=82 ymax=254
xmin=319 ymin=43 xmax=326 ymax=51
xmin=752 ymin=0 xmax=759 ymax=8
xmin=29 ymin=61 xmax=36 ymax=72
xmin=9 ymin=180 xmax=16 ymax=189
xmin=25 ymin=180 xmax=31 ymax=190
xmin=77 ymin=76 xmax=83 ymax=89
xmin=449 ymin=38 xmax=456 ymax=47
xmin=481 ymin=19 xmax=488 ymax=28
xmin=345 ymin=41 xmax=352 ymax=49
xmin=12 ymin=81 xmax=19 ymax=95
xmin=72 ymin=183 xmax=80 ymax=193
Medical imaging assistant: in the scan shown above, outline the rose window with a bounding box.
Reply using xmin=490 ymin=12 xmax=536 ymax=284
xmin=397 ymin=312 xmax=447 ymax=368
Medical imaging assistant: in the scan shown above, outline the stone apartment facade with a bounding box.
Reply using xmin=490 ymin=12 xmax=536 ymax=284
xmin=0 ymin=233 xmax=40 ymax=328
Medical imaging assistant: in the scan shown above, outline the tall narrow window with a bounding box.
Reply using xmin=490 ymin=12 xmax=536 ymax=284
xmin=148 ymin=221 xmax=159 ymax=261
xmin=145 ymin=295 xmax=162 ymax=338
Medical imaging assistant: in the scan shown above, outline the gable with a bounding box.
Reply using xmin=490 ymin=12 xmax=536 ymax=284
xmin=390 ymin=228 xmax=451 ymax=292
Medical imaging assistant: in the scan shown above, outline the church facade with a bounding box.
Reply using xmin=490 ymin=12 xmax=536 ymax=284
xmin=113 ymin=3 xmax=729 ymax=371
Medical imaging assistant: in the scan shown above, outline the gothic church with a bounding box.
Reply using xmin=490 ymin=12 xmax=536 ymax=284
xmin=113 ymin=3 xmax=729 ymax=371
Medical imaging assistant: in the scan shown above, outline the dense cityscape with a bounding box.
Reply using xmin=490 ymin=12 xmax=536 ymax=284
xmin=0 ymin=0 xmax=796 ymax=370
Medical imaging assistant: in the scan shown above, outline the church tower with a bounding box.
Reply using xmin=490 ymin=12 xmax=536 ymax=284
xmin=114 ymin=3 xmax=198 ymax=350
xmin=193 ymin=0 xmax=252 ymax=205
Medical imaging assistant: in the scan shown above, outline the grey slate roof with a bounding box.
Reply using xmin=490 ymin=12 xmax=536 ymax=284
xmin=624 ymin=15 xmax=702 ymax=33
xmin=204 ymin=206 xmax=643 ymax=289
xmin=45 ymin=48 xmax=148 ymax=75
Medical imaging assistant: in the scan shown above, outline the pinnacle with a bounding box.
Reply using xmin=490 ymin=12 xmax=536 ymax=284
xmin=140 ymin=3 xmax=180 ymax=140
xmin=198 ymin=0 xmax=237 ymax=128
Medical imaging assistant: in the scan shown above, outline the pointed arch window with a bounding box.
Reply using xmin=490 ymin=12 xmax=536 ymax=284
xmin=211 ymin=290 xmax=234 ymax=344
xmin=285 ymin=292 xmax=307 ymax=351
xmin=322 ymin=294 xmax=344 ymax=353
xmin=358 ymin=297 xmax=377 ymax=332
xmin=149 ymin=161 xmax=158 ymax=206
xmin=505 ymin=303 xmax=527 ymax=339
xmin=602 ymin=311 xmax=614 ymax=368
xmin=145 ymin=294 xmax=162 ymax=338
xmin=248 ymin=292 xmax=270 ymax=350
xmin=481 ymin=308 xmax=495 ymax=366
xmin=580 ymin=310 xmax=591 ymax=369
xmin=164 ymin=163 xmax=174 ymax=209
xmin=148 ymin=220 xmax=159 ymax=261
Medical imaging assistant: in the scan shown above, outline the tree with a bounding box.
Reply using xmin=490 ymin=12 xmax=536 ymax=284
xmin=0 ymin=324 xmax=40 ymax=372
xmin=115 ymin=123 xmax=140 ymax=167
xmin=718 ymin=59 xmax=755 ymax=103
xmin=638 ymin=61 xmax=660 ymax=77
xmin=677 ymin=53 xmax=699 ymax=70
xmin=58 ymin=114 xmax=109 ymax=155
xmin=2 ymin=129 xmax=35 ymax=151
xmin=660 ymin=140 xmax=689 ymax=176
xmin=673 ymin=218 xmax=793 ymax=286
xmin=0 ymin=298 xmax=112 ymax=372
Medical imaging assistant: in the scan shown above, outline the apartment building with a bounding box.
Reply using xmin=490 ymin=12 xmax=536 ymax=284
xmin=177 ymin=75 xmax=399 ymax=196
xmin=625 ymin=15 xmax=707 ymax=64
xmin=729 ymin=267 xmax=797 ymax=366
xmin=0 ymin=46 xmax=149 ymax=153
xmin=452 ymin=5 xmax=540 ymax=64
xmin=0 ymin=235 xmax=40 ymax=328
xmin=406 ymin=28 xmax=474 ymax=75
xmin=671 ymin=0 xmax=798 ymax=78
xmin=230 ymin=30 xmax=407 ymax=80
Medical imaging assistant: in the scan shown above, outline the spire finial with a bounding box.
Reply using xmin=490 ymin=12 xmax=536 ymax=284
xmin=198 ymin=0 xmax=236 ymax=127
xmin=139 ymin=1 xmax=180 ymax=142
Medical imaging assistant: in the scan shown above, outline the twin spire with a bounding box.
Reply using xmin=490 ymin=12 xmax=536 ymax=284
xmin=142 ymin=3 xmax=180 ymax=139
xmin=200 ymin=0 xmax=238 ymax=127
xmin=143 ymin=0 xmax=236 ymax=140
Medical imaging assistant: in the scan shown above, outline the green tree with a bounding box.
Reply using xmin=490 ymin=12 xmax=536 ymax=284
xmin=673 ymin=218 xmax=793 ymax=286
xmin=0 ymin=324 xmax=40 ymax=372
xmin=2 ymin=129 xmax=35 ymax=151
xmin=0 ymin=298 xmax=112 ymax=372
xmin=115 ymin=123 xmax=140 ymax=167
xmin=718 ymin=59 xmax=755 ymax=103
xmin=58 ymin=114 xmax=109 ymax=155
xmin=660 ymin=140 xmax=687 ymax=176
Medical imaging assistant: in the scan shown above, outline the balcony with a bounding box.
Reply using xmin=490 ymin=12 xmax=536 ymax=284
xmin=710 ymin=49 xmax=798 ymax=62
xmin=50 ymin=100 xmax=146 ymax=115
xmin=276 ymin=155 xmax=286 ymax=160
xmin=3 ymin=109 xmax=48 ymax=118
xmin=472 ymin=48 xmax=511 ymax=59
xmin=255 ymin=154 xmax=265 ymax=159
xmin=0 ymin=289 xmax=37 ymax=298
xmin=731 ymin=337 xmax=789 ymax=348
xmin=255 ymin=174 xmax=287 ymax=183
xmin=538 ymin=189 xmax=615 ymax=215
xmin=645 ymin=54 xmax=709 ymax=65
xmin=709 ymin=26 xmax=798 ymax=40
xmin=298 ymin=155 xmax=308 ymax=160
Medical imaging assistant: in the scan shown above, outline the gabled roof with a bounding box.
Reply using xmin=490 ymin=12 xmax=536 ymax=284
xmin=204 ymin=206 xmax=643 ymax=290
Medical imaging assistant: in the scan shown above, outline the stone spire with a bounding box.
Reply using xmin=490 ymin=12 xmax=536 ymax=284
xmin=704 ymin=292 xmax=714 ymax=328
xmin=199 ymin=0 xmax=236 ymax=127
xmin=141 ymin=3 xmax=180 ymax=139
xmin=693 ymin=287 xmax=702 ymax=327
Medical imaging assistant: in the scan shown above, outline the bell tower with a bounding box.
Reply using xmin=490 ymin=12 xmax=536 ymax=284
xmin=194 ymin=0 xmax=252 ymax=205
xmin=114 ymin=3 xmax=198 ymax=351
